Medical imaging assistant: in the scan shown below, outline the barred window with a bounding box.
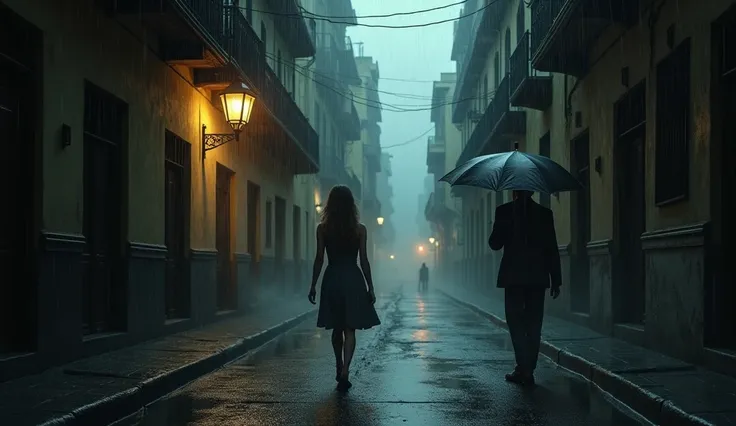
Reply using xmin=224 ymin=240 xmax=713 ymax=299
xmin=655 ymin=39 xmax=691 ymax=205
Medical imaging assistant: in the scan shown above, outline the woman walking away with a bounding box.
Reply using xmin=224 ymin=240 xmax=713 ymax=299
xmin=308 ymin=185 xmax=381 ymax=391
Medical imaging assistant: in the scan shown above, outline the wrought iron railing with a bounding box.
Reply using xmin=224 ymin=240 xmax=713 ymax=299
xmin=509 ymin=31 xmax=531 ymax=98
xmin=459 ymin=74 xmax=510 ymax=163
xmin=530 ymin=0 xmax=566 ymax=59
xmin=220 ymin=6 xmax=319 ymax=165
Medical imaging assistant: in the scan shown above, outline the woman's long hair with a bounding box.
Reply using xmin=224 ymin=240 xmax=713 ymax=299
xmin=320 ymin=185 xmax=360 ymax=240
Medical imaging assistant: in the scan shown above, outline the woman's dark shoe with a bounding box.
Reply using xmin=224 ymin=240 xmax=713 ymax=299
xmin=337 ymin=369 xmax=352 ymax=391
xmin=337 ymin=378 xmax=353 ymax=391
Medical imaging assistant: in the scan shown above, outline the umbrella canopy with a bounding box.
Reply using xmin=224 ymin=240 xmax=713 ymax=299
xmin=440 ymin=145 xmax=581 ymax=194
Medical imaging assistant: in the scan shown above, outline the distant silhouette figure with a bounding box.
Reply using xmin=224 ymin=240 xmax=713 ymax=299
xmin=308 ymin=185 xmax=381 ymax=392
xmin=418 ymin=263 xmax=429 ymax=292
xmin=489 ymin=190 xmax=561 ymax=386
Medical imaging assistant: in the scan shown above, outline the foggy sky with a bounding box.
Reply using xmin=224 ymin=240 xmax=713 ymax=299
xmin=348 ymin=0 xmax=460 ymax=262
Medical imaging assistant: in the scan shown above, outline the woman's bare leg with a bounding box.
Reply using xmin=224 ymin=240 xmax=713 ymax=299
xmin=331 ymin=329 xmax=343 ymax=381
xmin=341 ymin=328 xmax=356 ymax=379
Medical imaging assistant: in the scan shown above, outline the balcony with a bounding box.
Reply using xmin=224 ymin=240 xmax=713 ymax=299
xmin=107 ymin=0 xmax=319 ymax=172
xmin=340 ymin=37 xmax=361 ymax=85
xmin=426 ymin=136 xmax=446 ymax=175
xmin=267 ymin=0 xmax=316 ymax=58
xmin=319 ymin=153 xmax=350 ymax=188
xmin=457 ymin=75 xmax=526 ymax=165
xmin=451 ymin=0 xmax=507 ymax=123
xmin=348 ymin=172 xmax=362 ymax=201
xmin=530 ymin=0 xmax=639 ymax=76
xmin=364 ymin=141 xmax=382 ymax=174
xmin=343 ymin=91 xmax=361 ymax=141
xmin=509 ymin=31 xmax=553 ymax=111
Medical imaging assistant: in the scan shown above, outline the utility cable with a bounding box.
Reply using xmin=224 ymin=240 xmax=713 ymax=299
xmin=381 ymin=126 xmax=435 ymax=149
xmin=240 ymin=0 xmax=497 ymax=29
xmin=299 ymin=0 xmax=469 ymax=19
xmin=269 ymin=53 xmax=495 ymax=111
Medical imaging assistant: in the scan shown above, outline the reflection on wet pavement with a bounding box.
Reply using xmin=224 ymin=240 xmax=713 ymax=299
xmin=115 ymin=286 xmax=646 ymax=426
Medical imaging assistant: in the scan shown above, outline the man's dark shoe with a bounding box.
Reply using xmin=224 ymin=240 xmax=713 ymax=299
xmin=505 ymin=369 xmax=535 ymax=386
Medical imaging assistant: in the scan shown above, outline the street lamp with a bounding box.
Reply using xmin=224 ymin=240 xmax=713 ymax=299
xmin=417 ymin=244 xmax=425 ymax=253
xmin=377 ymin=216 xmax=384 ymax=226
xmin=315 ymin=204 xmax=322 ymax=214
xmin=429 ymin=237 xmax=436 ymax=244
xmin=435 ymin=241 xmax=439 ymax=247
xmin=202 ymin=81 xmax=257 ymax=159
xmin=389 ymin=254 xmax=395 ymax=260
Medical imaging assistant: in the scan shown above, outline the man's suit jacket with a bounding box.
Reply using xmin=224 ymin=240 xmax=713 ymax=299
xmin=488 ymin=199 xmax=562 ymax=289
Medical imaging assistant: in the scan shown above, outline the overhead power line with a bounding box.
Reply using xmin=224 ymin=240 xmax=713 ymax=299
xmin=299 ymin=0 xmax=469 ymax=20
xmin=241 ymin=0 xmax=496 ymax=29
xmin=269 ymin=53 xmax=496 ymax=112
xmin=381 ymin=126 xmax=435 ymax=149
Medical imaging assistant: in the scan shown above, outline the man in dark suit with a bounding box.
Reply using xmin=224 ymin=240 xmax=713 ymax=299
xmin=489 ymin=190 xmax=561 ymax=386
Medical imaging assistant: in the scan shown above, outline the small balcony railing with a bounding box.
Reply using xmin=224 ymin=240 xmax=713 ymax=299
xmin=226 ymin=7 xmax=319 ymax=165
xmin=509 ymin=31 xmax=553 ymax=110
xmin=530 ymin=0 xmax=566 ymax=60
xmin=458 ymin=75 xmax=511 ymax=164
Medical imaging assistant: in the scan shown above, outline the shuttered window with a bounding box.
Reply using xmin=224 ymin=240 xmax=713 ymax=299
xmin=655 ymin=39 xmax=690 ymax=205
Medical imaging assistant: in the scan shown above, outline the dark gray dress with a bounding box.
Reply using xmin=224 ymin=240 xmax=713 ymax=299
xmin=316 ymin=232 xmax=381 ymax=330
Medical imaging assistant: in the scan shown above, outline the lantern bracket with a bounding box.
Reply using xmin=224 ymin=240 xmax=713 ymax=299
xmin=202 ymin=124 xmax=240 ymax=159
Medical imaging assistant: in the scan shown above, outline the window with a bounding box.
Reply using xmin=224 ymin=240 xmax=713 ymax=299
xmin=265 ymin=200 xmax=273 ymax=248
xmin=539 ymin=132 xmax=551 ymax=208
xmin=504 ymin=28 xmax=511 ymax=72
xmin=277 ymin=50 xmax=282 ymax=79
xmin=245 ymin=0 xmax=252 ymax=22
xmin=516 ymin=1 xmax=525 ymax=42
xmin=655 ymin=39 xmax=691 ymax=205
xmin=291 ymin=58 xmax=296 ymax=96
xmin=494 ymin=53 xmax=500 ymax=88
xmin=260 ymin=22 xmax=267 ymax=61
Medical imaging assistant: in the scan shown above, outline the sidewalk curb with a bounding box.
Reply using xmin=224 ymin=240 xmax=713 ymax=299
xmin=38 ymin=308 xmax=317 ymax=426
xmin=439 ymin=289 xmax=713 ymax=426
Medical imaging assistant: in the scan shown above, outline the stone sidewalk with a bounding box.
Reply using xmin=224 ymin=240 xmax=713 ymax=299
xmin=439 ymin=285 xmax=736 ymax=426
xmin=0 ymin=297 xmax=316 ymax=426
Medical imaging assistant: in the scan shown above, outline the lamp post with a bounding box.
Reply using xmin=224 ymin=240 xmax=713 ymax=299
xmin=429 ymin=237 xmax=436 ymax=245
xmin=201 ymin=81 xmax=257 ymax=159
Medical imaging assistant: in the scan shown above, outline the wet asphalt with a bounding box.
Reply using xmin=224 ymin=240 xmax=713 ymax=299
xmin=115 ymin=284 xmax=647 ymax=426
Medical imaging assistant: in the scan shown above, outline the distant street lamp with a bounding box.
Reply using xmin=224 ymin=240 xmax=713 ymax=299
xmin=428 ymin=237 xmax=436 ymax=244
xmin=435 ymin=241 xmax=439 ymax=247
xmin=202 ymin=81 xmax=257 ymax=159
xmin=377 ymin=216 xmax=384 ymax=226
xmin=315 ymin=204 xmax=322 ymax=214
xmin=389 ymin=254 xmax=395 ymax=260
xmin=417 ymin=244 xmax=425 ymax=253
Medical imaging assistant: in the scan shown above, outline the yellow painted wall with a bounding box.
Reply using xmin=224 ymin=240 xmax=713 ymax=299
xmin=6 ymin=0 xmax=308 ymax=260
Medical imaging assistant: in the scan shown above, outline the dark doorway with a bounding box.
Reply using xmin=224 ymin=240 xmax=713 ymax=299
xmin=614 ymin=82 xmax=646 ymax=325
xmin=274 ymin=197 xmax=286 ymax=294
xmin=83 ymin=82 xmax=127 ymax=335
xmin=215 ymin=164 xmax=235 ymax=311
xmin=292 ymin=206 xmax=302 ymax=294
xmin=246 ymin=181 xmax=260 ymax=296
xmin=570 ymin=132 xmax=590 ymax=314
xmin=707 ymin=14 xmax=736 ymax=350
xmin=164 ymin=131 xmax=191 ymax=319
xmin=0 ymin=7 xmax=41 ymax=352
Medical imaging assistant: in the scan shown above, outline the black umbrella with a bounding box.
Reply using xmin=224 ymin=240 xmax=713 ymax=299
xmin=440 ymin=143 xmax=581 ymax=194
